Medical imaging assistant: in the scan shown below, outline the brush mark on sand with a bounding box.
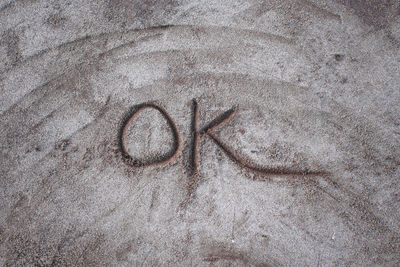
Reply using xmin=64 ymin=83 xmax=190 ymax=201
xmin=0 ymin=73 xmax=65 ymax=118
xmin=0 ymin=25 xmax=173 ymax=76
xmin=1 ymin=23 xmax=293 ymax=77
xmin=298 ymin=0 xmax=341 ymax=22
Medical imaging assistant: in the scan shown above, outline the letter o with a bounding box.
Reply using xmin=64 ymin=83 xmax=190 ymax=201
xmin=119 ymin=102 xmax=182 ymax=169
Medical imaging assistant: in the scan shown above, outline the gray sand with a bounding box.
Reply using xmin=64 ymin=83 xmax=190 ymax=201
xmin=1 ymin=0 xmax=399 ymax=265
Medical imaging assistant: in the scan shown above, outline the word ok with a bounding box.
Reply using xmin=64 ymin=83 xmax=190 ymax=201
xmin=119 ymin=100 xmax=324 ymax=179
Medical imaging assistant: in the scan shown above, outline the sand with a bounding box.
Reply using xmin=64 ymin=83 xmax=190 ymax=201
xmin=1 ymin=0 xmax=399 ymax=265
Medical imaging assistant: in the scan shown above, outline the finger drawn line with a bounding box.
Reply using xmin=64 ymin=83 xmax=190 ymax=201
xmin=181 ymin=99 xmax=327 ymax=204
xmin=198 ymin=102 xmax=327 ymax=178
xmin=188 ymin=99 xmax=200 ymax=196
xmin=119 ymin=102 xmax=182 ymax=169
xmin=120 ymin=100 xmax=328 ymax=204
xmin=207 ymin=132 xmax=326 ymax=178
xmin=200 ymin=106 xmax=237 ymax=135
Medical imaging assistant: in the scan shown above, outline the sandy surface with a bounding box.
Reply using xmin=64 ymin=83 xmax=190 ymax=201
xmin=1 ymin=0 xmax=399 ymax=266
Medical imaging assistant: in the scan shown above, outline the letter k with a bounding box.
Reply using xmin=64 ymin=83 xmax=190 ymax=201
xmin=189 ymin=99 xmax=326 ymax=195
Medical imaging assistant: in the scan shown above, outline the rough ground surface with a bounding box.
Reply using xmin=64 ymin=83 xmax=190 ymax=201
xmin=1 ymin=0 xmax=399 ymax=266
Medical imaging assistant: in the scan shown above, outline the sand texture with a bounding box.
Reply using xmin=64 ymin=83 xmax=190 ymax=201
xmin=1 ymin=0 xmax=400 ymax=266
